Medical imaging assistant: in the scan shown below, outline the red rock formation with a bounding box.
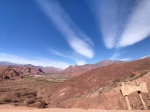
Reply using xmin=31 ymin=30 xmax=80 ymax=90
xmin=0 ymin=66 xmax=19 ymax=79
xmin=0 ymin=66 xmax=44 ymax=79
xmin=13 ymin=66 xmax=44 ymax=75
xmin=22 ymin=65 xmax=63 ymax=74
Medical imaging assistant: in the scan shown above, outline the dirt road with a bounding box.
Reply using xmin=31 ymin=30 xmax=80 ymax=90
xmin=0 ymin=104 xmax=148 ymax=112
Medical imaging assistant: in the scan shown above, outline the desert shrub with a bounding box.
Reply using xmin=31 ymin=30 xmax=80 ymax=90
xmin=14 ymin=92 xmax=21 ymax=97
xmin=20 ymin=90 xmax=36 ymax=97
xmin=0 ymin=99 xmax=4 ymax=104
xmin=140 ymin=70 xmax=148 ymax=76
xmin=3 ymin=95 xmax=19 ymax=103
xmin=111 ymin=79 xmax=121 ymax=87
xmin=36 ymin=97 xmax=43 ymax=102
xmin=25 ymin=98 xmax=36 ymax=105
xmin=113 ymin=79 xmax=120 ymax=83
xmin=36 ymin=102 xmax=47 ymax=108
xmin=21 ymin=76 xmax=24 ymax=78
xmin=3 ymin=97 xmax=12 ymax=102
xmin=29 ymin=101 xmax=47 ymax=108
xmin=4 ymin=76 xmax=10 ymax=79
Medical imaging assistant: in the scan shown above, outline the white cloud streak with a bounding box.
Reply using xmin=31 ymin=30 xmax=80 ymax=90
xmin=98 ymin=0 xmax=120 ymax=49
xmin=35 ymin=0 xmax=94 ymax=58
xmin=118 ymin=0 xmax=150 ymax=47
xmin=95 ymin=0 xmax=150 ymax=49
xmin=50 ymin=49 xmax=86 ymax=65
xmin=110 ymin=52 xmax=131 ymax=61
xmin=141 ymin=55 xmax=150 ymax=59
xmin=110 ymin=53 xmax=120 ymax=60
xmin=0 ymin=53 xmax=69 ymax=69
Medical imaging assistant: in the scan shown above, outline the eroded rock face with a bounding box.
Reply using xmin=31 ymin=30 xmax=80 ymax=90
xmin=0 ymin=67 xmax=19 ymax=79
xmin=13 ymin=66 xmax=44 ymax=75
xmin=0 ymin=66 xmax=44 ymax=79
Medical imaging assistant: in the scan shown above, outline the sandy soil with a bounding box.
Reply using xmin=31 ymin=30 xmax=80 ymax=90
xmin=0 ymin=104 xmax=148 ymax=112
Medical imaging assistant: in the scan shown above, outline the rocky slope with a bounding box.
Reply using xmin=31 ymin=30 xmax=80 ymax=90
xmin=53 ymin=72 xmax=150 ymax=110
xmin=45 ymin=57 xmax=150 ymax=109
xmin=62 ymin=60 xmax=123 ymax=77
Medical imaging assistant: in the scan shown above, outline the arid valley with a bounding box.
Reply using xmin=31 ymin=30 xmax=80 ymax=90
xmin=0 ymin=57 xmax=150 ymax=111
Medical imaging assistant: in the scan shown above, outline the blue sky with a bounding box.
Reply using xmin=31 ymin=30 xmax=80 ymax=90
xmin=0 ymin=0 xmax=150 ymax=69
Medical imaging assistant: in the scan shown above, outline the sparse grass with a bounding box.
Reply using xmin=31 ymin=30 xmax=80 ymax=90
xmin=2 ymin=95 xmax=19 ymax=103
xmin=97 ymin=70 xmax=150 ymax=94
xmin=24 ymin=75 xmax=66 ymax=83
xmin=0 ymin=77 xmax=56 ymax=108
xmin=130 ymin=70 xmax=149 ymax=81
xmin=140 ymin=70 xmax=148 ymax=76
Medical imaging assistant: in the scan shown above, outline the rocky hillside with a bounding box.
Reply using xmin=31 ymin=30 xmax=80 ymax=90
xmin=62 ymin=60 xmax=123 ymax=77
xmin=45 ymin=57 xmax=150 ymax=109
xmin=53 ymin=72 xmax=150 ymax=110
xmin=0 ymin=66 xmax=44 ymax=79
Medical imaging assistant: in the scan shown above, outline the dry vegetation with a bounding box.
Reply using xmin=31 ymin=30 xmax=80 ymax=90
xmin=0 ymin=75 xmax=66 ymax=108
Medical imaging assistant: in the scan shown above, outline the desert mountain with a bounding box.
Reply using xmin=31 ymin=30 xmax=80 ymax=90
xmin=0 ymin=60 xmax=122 ymax=76
xmin=0 ymin=61 xmax=63 ymax=74
xmin=0 ymin=66 xmax=44 ymax=79
xmin=62 ymin=60 xmax=123 ymax=77
xmin=45 ymin=57 xmax=150 ymax=109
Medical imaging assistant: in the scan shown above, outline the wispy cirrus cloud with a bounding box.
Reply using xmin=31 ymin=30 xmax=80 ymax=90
xmin=118 ymin=0 xmax=150 ymax=47
xmin=0 ymin=53 xmax=69 ymax=69
xmin=49 ymin=49 xmax=86 ymax=65
xmin=35 ymin=0 xmax=94 ymax=59
xmin=110 ymin=52 xmax=131 ymax=61
xmin=94 ymin=0 xmax=150 ymax=49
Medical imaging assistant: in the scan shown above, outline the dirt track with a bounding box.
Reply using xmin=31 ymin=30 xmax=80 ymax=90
xmin=0 ymin=105 xmax=148 ymax=112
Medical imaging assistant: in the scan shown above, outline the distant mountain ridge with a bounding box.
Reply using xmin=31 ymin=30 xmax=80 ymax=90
xmin=0 ymin=61 xmax=63 ymax=74
xmin=62 ymin=60 xmax=124 ymax=77
xmin=0 ymin=60 xmax=124 ymax=76
xmin=0 ymin=61 xmax=22 ymax=66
